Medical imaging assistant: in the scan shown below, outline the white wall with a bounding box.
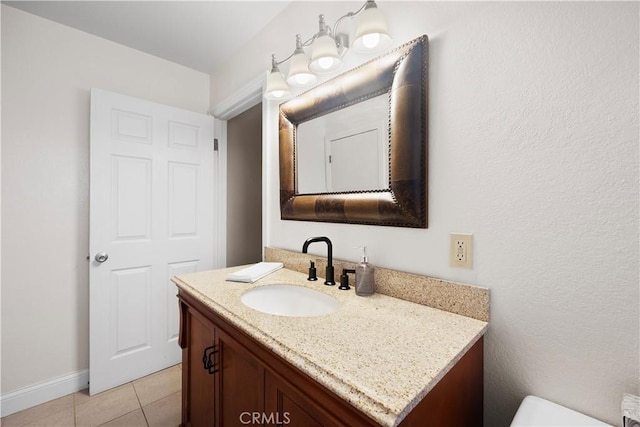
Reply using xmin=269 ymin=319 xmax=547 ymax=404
xmin=211 ymin=2 xmax=639 ymax=425
xmin=1 ymin=4 xmax=210 ymax=398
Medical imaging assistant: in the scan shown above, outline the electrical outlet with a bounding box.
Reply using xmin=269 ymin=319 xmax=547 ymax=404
xmin=450 ymin=233 xmax=473 ymax=269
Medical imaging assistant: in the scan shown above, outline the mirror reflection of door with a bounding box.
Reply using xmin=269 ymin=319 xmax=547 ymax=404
xmin=325 ymin=126 xmax=387 ymax=192
xmin=297 ymin=94 xmax=389 ymax=194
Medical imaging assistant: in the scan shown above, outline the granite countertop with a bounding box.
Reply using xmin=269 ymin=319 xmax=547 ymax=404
xmin=172 ymin=266 xmax=488 ymax=427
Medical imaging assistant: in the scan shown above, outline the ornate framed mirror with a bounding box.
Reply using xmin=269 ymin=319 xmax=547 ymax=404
xmin=279 ymin=35 xmax=428 ymax=228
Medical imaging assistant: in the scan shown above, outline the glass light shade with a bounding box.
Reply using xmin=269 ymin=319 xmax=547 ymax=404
xmin=264 ymin=68 xmax=291 ymax=100
xmin=353 ymin=5 xmax=392 ymax=52
xmin=286 ymin=51 xmax=317 ymax=87
xmin=309 ymin=34 xmax=342 ymax=73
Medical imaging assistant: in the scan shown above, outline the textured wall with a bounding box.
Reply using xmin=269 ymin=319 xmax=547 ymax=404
xmin=1 ymin=5 xmax=210 ymax=394
xmin=211 ymin=2 xmax=639 ymax=425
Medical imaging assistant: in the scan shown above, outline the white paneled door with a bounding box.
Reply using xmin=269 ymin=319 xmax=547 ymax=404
xmin=89 ymin=89 xmax=215 ymax=395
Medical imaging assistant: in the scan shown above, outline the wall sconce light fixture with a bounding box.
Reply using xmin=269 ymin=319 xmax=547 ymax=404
xmin=264 ymin=0 xmax=391 ymax=100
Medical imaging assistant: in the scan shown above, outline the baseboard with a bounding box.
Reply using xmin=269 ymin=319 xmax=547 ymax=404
xmin=0 ymin=369 xmax=89 ymax=417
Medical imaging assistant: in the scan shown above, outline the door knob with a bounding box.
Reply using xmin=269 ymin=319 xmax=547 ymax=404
xmin=95 ymin=252 xmax=109 ymax=263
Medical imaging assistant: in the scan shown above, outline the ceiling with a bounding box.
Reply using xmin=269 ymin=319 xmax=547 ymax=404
xmin=4 ymin=1 xmax=291 ymax=74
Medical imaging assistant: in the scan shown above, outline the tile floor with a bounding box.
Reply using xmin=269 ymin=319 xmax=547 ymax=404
xmin=1 ymin=365 xmax=182 ymax=427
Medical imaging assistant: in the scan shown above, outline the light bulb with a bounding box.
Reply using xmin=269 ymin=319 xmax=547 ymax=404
xmin=353 ymin=2 xmax=392 ymax=53
xmin=362 ymin=33 xmax=380 ymax=49
xmin=294 ymin=74 xmax=313 ymax=85
xmin=265 ymin=54 xmax=291 ymax=100
xmin=318 ymin=57 xmax=334 ymax=70
xmin=309 ymin=18 xmax=342 ymax=74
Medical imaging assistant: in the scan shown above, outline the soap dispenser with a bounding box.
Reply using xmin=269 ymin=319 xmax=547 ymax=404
xmin=355 ymin=246 xmax=375 ymax=296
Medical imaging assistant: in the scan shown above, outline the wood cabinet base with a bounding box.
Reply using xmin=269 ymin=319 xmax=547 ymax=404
xmin=178 ymin=290 xmax=483 ymax=426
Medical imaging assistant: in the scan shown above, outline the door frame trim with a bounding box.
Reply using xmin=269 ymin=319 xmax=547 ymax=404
xmin=209 ymin=73 xmax=265 ymax=120
xmin=212 ymin=117 xmax=227 ymax=269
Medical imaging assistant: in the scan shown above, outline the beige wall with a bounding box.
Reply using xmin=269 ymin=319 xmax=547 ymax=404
xmin=211 ymin=2 xmax=639 ymax=425
xmin=1 ymin=5 xmax=210 ymax=395
xmin=226 ymin=103 xmax=263 ymax=267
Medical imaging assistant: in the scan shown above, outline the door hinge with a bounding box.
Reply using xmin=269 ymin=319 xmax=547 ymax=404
xmin=328 ymin=155 xmax=332 ymax=163
xmin=213 ymin=138 xmax=219 ymax=151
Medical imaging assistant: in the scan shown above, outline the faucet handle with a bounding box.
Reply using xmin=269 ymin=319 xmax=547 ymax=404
xmin=339 ymin=269 xmax=356 ymax=290
xmin=307 ymin=261 xmax=318 ymax=281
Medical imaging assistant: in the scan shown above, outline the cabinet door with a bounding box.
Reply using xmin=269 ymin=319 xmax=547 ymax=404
xmin=265 ymin=370 xmax=340 ymax=427
xmin=218 ymin=329 xmax=265 ymax=425
xmin=180 ymin=302 xmax=218 ymax=427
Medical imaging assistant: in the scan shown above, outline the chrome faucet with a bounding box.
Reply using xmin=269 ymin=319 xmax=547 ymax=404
xmin=302 ymin=236 xmax=335 ymax=286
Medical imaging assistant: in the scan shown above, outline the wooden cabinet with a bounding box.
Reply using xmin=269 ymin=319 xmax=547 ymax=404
xmin=217 ymin=328 xmax=264 ymax=425
xmin=178 ymin=290 xmax=483 ymax=427
xmin=179 ymin=300 xmax=216 ymax=427
xmin=265 ymin=370 xmax=339 ymax=426
xmin=179 ymin=298 xmax=264 ymax=427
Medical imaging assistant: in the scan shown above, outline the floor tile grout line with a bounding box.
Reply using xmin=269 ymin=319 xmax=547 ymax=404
xmin=79 ymin=382 xmax=144 ymax=427
xmin=132 ymin=381 xmax=150 ymax=427
xmin=94 ymin=408 xmax=144 ymax=427
xmin=132 ymin=365 xmax=182 ymax=409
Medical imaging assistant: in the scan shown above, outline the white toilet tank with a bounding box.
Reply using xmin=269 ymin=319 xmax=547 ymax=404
xmin=511 ymin=395 xmax=613 ymax=426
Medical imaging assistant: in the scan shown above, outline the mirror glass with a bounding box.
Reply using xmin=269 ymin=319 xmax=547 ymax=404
xmin=296 ymin=94 xmax=389 ymax=194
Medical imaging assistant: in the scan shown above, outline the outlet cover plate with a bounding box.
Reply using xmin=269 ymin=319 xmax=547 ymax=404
xmin=450 ymin=233 xmax=473 ymax=269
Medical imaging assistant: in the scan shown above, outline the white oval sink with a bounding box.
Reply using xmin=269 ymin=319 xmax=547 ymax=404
xmin=240 ymin=284 xmax=339 ymax=317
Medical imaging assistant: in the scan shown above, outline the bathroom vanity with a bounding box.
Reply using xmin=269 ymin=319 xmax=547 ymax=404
xmin=174 ymin=266 xmax=487 ymax=426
